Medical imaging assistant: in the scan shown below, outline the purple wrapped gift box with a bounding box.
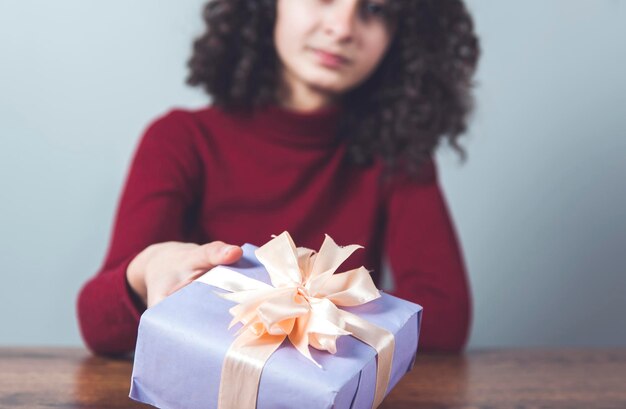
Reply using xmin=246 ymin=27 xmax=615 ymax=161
xmin=130 ymin=244 xmax=422 ymax=409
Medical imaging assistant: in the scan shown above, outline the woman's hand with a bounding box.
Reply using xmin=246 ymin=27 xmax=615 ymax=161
xmin=126 ymin=241 xmax=243 ymax=308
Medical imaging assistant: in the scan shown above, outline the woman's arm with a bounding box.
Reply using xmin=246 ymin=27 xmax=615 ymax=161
xmin=384 ymin=159 xmax=471 ymax=352
xmin=76 ymin=111 xmax=203 ymax=356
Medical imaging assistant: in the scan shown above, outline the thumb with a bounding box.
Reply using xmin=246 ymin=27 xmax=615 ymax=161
xmin=147 ymin=285 xmax=168 ymax=309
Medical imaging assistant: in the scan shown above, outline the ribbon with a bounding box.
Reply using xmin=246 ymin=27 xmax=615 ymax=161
xmin=196 ymin=231 xmax=395 ymax=409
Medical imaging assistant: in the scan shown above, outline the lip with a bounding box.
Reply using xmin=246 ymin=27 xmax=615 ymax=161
xmin=311 ymin=48 xmax=350 ymax=69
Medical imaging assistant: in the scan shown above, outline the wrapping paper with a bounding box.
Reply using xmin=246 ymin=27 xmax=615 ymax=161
xmin=130 ymin=243 xmax=422 ymax=409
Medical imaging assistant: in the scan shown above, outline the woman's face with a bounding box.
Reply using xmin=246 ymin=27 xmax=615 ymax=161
xmin=274 ymin=0 xmax=394 ymax=108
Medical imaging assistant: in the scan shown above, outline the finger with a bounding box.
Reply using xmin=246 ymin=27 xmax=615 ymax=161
xmin=166 ymin=271 xmax=205 ymax=297
xmin=221 ymin=245 xmax=243 ymax=264
xmin=186 ymin=241 xmax=242 ymax=270
xmin=170 ymin=246 xmax=243 ymax=297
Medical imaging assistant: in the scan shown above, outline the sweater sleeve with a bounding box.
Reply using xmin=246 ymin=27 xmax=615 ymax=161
xmin=76 ymin=110 xmax=202 ymax=356
xmin=384 ymin=158 xmax=471 ymax=352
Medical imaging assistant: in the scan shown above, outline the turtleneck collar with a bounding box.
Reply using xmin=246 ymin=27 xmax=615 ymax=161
xmin=246 ymin=103 xmax=343 ymax=148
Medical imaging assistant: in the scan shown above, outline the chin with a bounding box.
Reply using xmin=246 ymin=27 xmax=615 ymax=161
xmin=306 ymin=76 xmax=350 ymax=95
xmin=312 ymin=82 xmax=345 ymax=94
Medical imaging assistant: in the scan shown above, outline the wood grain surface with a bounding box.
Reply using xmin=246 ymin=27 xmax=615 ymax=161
xmin=1 ymin=348 xmax=625 ymax=409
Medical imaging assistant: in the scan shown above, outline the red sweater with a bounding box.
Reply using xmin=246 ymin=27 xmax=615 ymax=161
xmin=76 ymin=104 xmax=471 ymax=355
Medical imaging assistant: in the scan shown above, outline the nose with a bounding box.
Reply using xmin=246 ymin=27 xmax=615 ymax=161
xmin=323 ymin=0 xmax=358 ymax=43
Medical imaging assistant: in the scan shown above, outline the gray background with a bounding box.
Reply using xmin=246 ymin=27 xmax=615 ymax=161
xmin=1 ymin=0 xmax=625 ymax=348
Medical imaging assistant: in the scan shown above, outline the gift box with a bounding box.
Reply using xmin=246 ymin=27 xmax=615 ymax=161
xmin=130 ymin=234 xmax=422 ymax=409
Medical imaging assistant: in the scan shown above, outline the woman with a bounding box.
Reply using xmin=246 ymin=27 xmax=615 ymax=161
xmin=77 ymin=0 xmax=480 ymax=355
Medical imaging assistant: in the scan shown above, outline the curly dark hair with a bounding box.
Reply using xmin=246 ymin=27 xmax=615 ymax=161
xmin=187 ymin=0 xmax=480 ymax=176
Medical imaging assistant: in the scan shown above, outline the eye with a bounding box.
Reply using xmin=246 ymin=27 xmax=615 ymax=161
xmin=360 ymin=1 xmax=386 ymax=19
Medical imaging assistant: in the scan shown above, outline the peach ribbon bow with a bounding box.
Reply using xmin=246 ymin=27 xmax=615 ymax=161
xmin=197 ymin=231 xmax=395 ymax=409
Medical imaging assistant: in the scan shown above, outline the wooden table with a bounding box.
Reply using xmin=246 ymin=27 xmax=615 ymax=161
xmin=1 ymin=348 xmax=625 ymax=408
